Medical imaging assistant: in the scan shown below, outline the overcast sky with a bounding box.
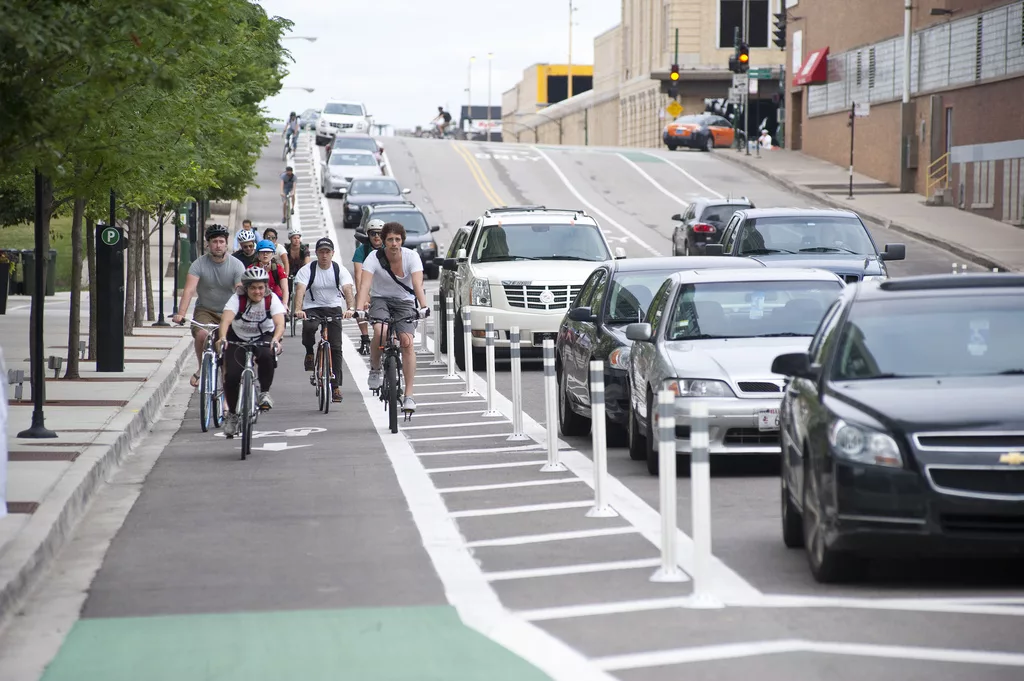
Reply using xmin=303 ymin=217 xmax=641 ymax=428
xmin=257 ymin=0 xmax=621 ymax=129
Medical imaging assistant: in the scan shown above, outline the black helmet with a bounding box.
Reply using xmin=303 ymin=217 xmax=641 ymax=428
xmin=438 ymin=106 xmax=444 ymax=111
xmin=205 ymin=224 xmax=229 ymax=241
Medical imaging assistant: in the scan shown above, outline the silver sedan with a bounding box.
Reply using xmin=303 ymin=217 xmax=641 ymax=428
xmin=321 ymin=149 xmax=383 ymax=197
xmin=625 ymin=267 xmax=845 ymax=475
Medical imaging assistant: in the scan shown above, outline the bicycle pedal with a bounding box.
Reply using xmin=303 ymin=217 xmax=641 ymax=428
xmin=403 ymin=411 xmax=413 ymax=422
xmin=309 ymin=374 xmax=316 ymax=386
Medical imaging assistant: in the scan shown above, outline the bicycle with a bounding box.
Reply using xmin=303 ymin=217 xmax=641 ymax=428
xmin=221 ymin=338 xmax=276 ymax=460
xmin=287 ymin=275 xmax=297 ymax=337
xmin=282 ymin=192 xmax=294 ymax=229
xmin=302 ymin=315 xmax=347 ymax=414
xmin=184 ymin=320 xmax=224 ymax=433
xmin=355 ymin=309 xmax=424 ymax=433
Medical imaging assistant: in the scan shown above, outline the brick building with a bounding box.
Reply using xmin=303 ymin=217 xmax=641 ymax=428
xmin=785 ymin=0 xmax=1024 ymax=225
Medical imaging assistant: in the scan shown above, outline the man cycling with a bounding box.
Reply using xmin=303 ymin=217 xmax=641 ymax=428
xmin=292 ymin=237 xmax=355 ymax=403
xmin=232 ymin=219 xmax=256 ymax=251
xmin=232 ymin=228 xmax=259 ymax=268
xmin=432 ymin=106 xmax=452 ymax=138
xmin=352 ymin=218 xmax=385 ymax=355
xmin=285 ymin=227 xmax=310 ymax=299
xmin=283 ymin=112 xmax=300 ymax=153
xmin=217 ymin=266 xmax=286 ymax=436
xmin=281 ymin=166 xmax=296 ymax=223
xmin=173 ymin=224 xmax=246 ymax=389
xmin=355 ymin=221 xmax=430 ymax=412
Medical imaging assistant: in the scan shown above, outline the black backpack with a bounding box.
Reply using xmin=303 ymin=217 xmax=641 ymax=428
xmin=307 ymin=261 xmax=341 ymax=302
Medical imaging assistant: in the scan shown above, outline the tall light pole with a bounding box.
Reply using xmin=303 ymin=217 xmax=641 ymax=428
xmin=467 ymin=56 xmax=476 ymax=132
xmin=487 ymin=53 xmax=494 ymax=142
xmin=567 ymin=1 xmax=576 ymax=99
xmin=282 ymin=36 xmax=317 ymax=42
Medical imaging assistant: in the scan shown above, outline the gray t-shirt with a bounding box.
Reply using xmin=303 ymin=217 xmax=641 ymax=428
xmin=188 ymin=254 xmax=245 ymax=312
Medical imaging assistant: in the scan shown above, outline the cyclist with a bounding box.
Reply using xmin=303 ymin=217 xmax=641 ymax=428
xmin=232 ymin=219 xmax=255 ymax=251
xmin=286 ymin=227 xmax=310 ymax=299
xmin=352 ymin=218 xmax=386 ymax=355
xmin=283 ymin=112 xmax=300 ymax=153
xmin=256 ymin=240 xmax=289 ymax=312
xmin=292 ymin=237 xmax=355 ymax=403
xmin=281 ymin=166 xmax=296 ymax=222
xmin=232 ymin=228 xmax=259 ymax=268
xmin=355 ymin=221 xmax=430 ymax=412
xmin=216 ymin=266 xmax=286 ymax=436
xmin=432 ymin=106 xmax=452 ymax=137
xmin=173 ymin=224 xmax=246 ymax=388
xmin=262 ymin=227 xmax=290 ymax=277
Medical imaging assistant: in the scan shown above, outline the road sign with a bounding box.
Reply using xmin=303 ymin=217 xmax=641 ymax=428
xmin=855 ymin=101 xmax=871 ymax=117
xmin=100 ymin=226 xmax=120 ymax=246
xmin=666 ymin=100 xmax=684 ymax=118
xmin=748 ymin=68 xmax=773 ymax=79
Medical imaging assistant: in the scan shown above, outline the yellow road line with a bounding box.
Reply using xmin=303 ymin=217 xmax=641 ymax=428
xmin=452 ymin=142 xmax=505 ymax=206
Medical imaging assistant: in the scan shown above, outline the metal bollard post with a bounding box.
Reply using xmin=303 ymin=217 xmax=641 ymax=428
xmin=443 ymin=297 xmax=460 ymax=381
xmin=960 ymin=264 xmax=968 ymax=275
xmin=993 ymin=268 xmax=1000 ymax=273
xmin=688 ymin=400 xmax=722 ymax=607
xmin=540 ymin=339 xmax=567 ymax=472
xmin=507 ymin=326 xmax=529 ymax=441
xmin=461 ymin=307 xmax=478 ymax=397
xmin=482 ymin=316 xmax=501 ymax=417
xmin=586 ymin=360 xmax=618 ymax=518
xmin=430 ymin=294 xmax=446 ymax=366
xmin=417 ymin=305 xmax=430 ymax=354
xmin=952 ymin=262 xmax=958 ymax=275
xmin=651 ymin=389 xmax=686 ymax=582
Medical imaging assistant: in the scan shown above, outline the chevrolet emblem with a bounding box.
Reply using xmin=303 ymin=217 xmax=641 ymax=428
xmin=999 ymin=452 xmax=1024 ymax=465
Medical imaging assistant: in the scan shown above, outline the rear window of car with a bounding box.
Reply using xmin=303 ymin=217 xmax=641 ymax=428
xmin=334 ymin=137 xmax=378 ymax=152
xmin=699 ymin=204 xmax=749 ymax=227
xmin=330 ymin=153 xmax=377 ymax=166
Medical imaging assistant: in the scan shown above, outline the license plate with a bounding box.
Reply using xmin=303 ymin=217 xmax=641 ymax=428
xmin=757 ymin=408 xmax=780 ymax=432
xmin=534 ymin=332 xmax=556 ymax=344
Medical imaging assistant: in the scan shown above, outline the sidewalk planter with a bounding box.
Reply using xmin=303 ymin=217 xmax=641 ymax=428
xmin=19 ymin=249 xmax=58 ymax=297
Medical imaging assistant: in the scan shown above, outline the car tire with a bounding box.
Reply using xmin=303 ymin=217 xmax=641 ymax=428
xmin=627 ymin=389 xmax=646 ymax=462
xmin=666 ymin=142 xmax=678 ymax=151
xmin=454 ymin=312 xmax=466 ymax=371
xmin=558 ymin=365 xmax=590 ymax=437
xmin=607 ymin=420 xmax=629 ymax=447
xmin=683 ymin=240 xmax=692 ymax=256
xmin=425 ymin=265 xmax=440 ymax=280
xmin=781 ymin=473 xmax=804 ymax=549
xmin=703 ymin=135 xmax=715 ymax=152
xmin=802 ymin=457 xmax=867 ymax=582
xmin=645 ymin=391 xmax=660 ymax=476
xmin=438 ymin=297 xmax=448 ymax=354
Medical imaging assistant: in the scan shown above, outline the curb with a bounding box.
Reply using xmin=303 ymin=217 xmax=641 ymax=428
xmin=0 ymin=333 xmax=193 ymax=631
xmin=713 ymin=151 xmax=1016 ymax=272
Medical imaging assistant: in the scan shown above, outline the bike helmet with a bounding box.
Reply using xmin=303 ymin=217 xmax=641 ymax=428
xmin=288 ymin=227 xmax=303 ymax=238
xmin=241 ymin=266 xmax=269 ymax=284
xmin=366 ymin=218 xmax=385 ymax=234
xmin=237 ymin=229 xmax=258 ymax=244
xmin=205 ymin=224 xmax=229 ymax=241
xmin=256 ymin=239 xmax=276 ymax=253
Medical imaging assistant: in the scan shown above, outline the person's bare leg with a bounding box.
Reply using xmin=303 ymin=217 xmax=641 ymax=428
xmin=400 ymin=333 xmax=415 ymax=396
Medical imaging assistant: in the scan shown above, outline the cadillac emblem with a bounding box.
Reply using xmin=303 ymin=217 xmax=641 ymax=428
xmin=538 ymin=290 xmax=556 ymax=305
xmin=999 ymin=451 xmax=1024 ymax=465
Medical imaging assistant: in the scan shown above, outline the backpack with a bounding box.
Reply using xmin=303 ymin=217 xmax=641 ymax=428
xmin=442 ymin=111 xmax=452 ymax=123
xmin=237 ymin=294 xmax=273 ymax=313
xmin=308 ymin=261 xmax=341 ymax=302
xmin=375 ymin=249 xmax=416 ymax=296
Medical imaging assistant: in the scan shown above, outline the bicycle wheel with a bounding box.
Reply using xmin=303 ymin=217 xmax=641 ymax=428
xmin=212 ymin=362 xmax=225 ymax=427
xmin=315 ymin=343 xmax=326 ymax=411
xmin=385 ymin=354 xmax=399 ymax=433
xmin=199 ymin=353 xmax=213 ymax=432
xmin=321 ymin=342 xmax=332 ymax=415
xmin=240 ymin=371 xmax=253 ymax=460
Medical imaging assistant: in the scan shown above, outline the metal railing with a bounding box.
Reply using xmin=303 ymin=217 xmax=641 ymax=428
xmin=927 ymin=151 xmax=951 ymax=197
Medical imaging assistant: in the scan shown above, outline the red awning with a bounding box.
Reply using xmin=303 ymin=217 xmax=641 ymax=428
xmin=793 ymin=48 xmax=829 ymax=86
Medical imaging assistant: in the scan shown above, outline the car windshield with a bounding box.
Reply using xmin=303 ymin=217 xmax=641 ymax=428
xmin=330 ymin=153 xmax=377 ymax=166
xmin=667 ymin=281 xmax=842 ymax=340
xmin=673 ymin=115 xmax=713 ymax=126
xmin=833 ymin=295 xmax=1024 ymax=380
xmin=334 ymin=138 xmax=377 ymax=152
xmin=472 ymin=223 xmax=611 ymax=262
xmin=606 ymin=271 xmax=674 ymax=323
xmin=700 ymin=204 xmax=748 ymax=228
xmin=738 ymin=216 xmax=876 ymax=255
xmin=349 ymin=179 xmax=400 ymax=195
xmin=324 ymin=103 xmax=363 ymax=116
xmin=370 ymin=211 xmax=429 ymax=235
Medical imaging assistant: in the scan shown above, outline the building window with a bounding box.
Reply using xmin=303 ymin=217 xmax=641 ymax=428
xmin=719 ymin=0 xmax=769 ymax=49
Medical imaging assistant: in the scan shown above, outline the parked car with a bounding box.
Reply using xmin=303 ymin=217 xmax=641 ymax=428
xmin=705 ymin=208 xmax=906 ymax=282
xmin=436 ymin=227 xmax=471 ymax=353
xmin=772 ymin=273 xmax=1024 ymax=583
xmin=355 ymin=203 xmax=442 ymax=279
xmin=438 ymin=205 xmax=625 ymax=370
xmin=663 ymin=113 xmax=736 ymax=151
xmin=320 ymin=149 xmax=383 ymax=197
xmin=556 ymin=256 xmax=767 ymax=444
xmin=326 ymin=132 xmax=384 ymax=168
xmin=341 ymin=178 xmax=412 ymax=228
xmin=672 ymin=197 xmax=754 ymax=256
xmin=299 ymin=108 xmax=320 ymax=130
xmin=625 ymin=267 xmax=845 ymax=475
xmin=315 ymin=99 xmax=370 ymax=146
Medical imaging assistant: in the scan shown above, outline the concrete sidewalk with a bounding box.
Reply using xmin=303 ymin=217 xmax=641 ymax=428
xmin=715 ymin=148 xmax=1024 ymax=272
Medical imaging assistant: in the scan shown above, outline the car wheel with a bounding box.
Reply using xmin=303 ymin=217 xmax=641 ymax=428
xmin=781 ymin=472 xmax=804 ymax=548
xmin=666 ymin=142 xmax=678 ymax=151
xmin=558 ymin=365 xmax=590 ymax=437
xmin=438 ymin=296 xmax=448 ymax=354
xmin=454 ymin=311 xmax=466 ymax=371
xmin=703 ymin=135 xmax=715 ymax=152
xmin=627 ymin=388 xmax=646 ymax=462
xmin=683 ymin=240 xmax=691 ymax=256
xmin=802 ymin=457 xmax=866 ymax=582
xmin=645 ymin=390 xmax=659 ymax=476
xmin=425 ymin=265 xmax=440 ymax=280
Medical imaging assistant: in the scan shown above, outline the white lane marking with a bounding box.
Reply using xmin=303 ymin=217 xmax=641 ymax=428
xmin=518 ymin=596 xmax=697 ymax=621
xmin=435 ymin=478 xmax=585 ymax=494
xmin=485 ymin=558 xmax=665 ymax=582
xmin=616 ymin=154 xmax=690 ymax=208
xmin=660 ymin=156 xmax=726 ymax=198
xmin=414 ymin=399 xmax=487 ymax=407
xmin=464 ymin=526 xmax=639 ymax=548
xmin=408 ymin=432 xmax=514 ymax=443
xmin=449 ymin=500 xmax=594 ymax=518
xmin=733 ymin=594 xmax=1024 ymax=618
xmin=403 ymin=420 xmax=511 ymax=431
xmin=414 ymin=390 xmax=475 ymax=397
xmin=410 ymin=409 xmax=507 ymax=419
xmin=596 ymin=640 xmax=806 ymax=669
xmin=426 ymin=460 xmax=549 ymax=473
xmin=417 ymin=445 xmax=549 ymax=457
xmin=530 ymin=146 xmax=661 ymax=256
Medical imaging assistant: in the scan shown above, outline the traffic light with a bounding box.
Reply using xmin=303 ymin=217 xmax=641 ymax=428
xmin=670 ymin=64 xmax=680 ymax=81
xmin=668 ymin=63 xmax=680 ymax=97
xmin=773 ymin=12 xmax=787 ymax=50
xmin=737 ymin=42 xmax=750 ymax=73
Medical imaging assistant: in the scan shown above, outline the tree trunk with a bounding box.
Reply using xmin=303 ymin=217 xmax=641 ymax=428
xmin=123 ymin=211 xmax=137 ymax=335
xmin=86 ymin=215 xmax=97 ymax=359
xmin=64 ymin=198 xmax=86 ymax=379
xmin=144 ymin=211 xmax=155 ymax=322
xmin=134 ymin=211 xmax=144 ymax=326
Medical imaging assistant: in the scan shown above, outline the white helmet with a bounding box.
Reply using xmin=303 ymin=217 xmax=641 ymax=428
xmin=237 ymin=229 xmax=258 ymax=244
xmin=288 ymin=227 xmax=303 ymax=238
xmin=240 ymin=265 xmax=269 ymax=284
xmin=366 ymin=218 xmax=385 ymax=233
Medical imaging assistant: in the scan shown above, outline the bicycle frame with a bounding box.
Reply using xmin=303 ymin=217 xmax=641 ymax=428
xmin=360 ymin=311 xmax=420 ymax=431
xmin=222 ymin=338 xmax=273 ymax=460
xmin=186 ymin=320 xmax=224 ymax=432
xmin=305 ymin=315 xmax=346 ymax=414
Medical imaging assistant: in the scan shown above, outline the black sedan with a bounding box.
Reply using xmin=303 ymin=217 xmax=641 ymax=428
xmin=356 ymin=203 xmax=442 ymax=278
xmin=772 ymin=273 xmax=1024 ymax=583
xmin=671 ymin=196 xmax=753 ymax=256
xmin=341 ymin=178 xmax=412 ymax=228
xmin=555 ymin=256 xmax=766 ymax=447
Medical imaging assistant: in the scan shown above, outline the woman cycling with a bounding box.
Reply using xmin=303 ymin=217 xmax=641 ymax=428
xmin=262 ymin=227 xmax=290 ymax=277
xmin=256 ymin=240 xmax=289 ymax=312
xmin=286 ymin=228 xmax=311 ymax=298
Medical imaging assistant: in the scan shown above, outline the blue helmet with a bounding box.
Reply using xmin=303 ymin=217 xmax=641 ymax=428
xmin=256 ymin=239 xmax=276 ymax=253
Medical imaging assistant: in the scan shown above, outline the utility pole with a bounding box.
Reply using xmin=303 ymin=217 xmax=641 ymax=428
xmin=468 ymin=56 xmax=475 ymax=132
xmin=743 ymin=0 xmax=751 ymax=156
xmin=487 ymin=53 xmax=494 ymax=142
xmin=567 ymin=0 xmax=575 ymax=99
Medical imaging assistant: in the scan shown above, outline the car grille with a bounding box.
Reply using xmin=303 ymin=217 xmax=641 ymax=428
xmin=503 ymin=284 xmax=583 ymax=310
xmin=927 ymin=466 xmax=1024 ymax=499
xmin=940 ymin=514 xmax=1024 ymax=535
xmin=724 ymin=428 xmax=780 ymax=446
xmin=914 ymin=432 xmax=1024 ymax=450
xmin=738 ymin=381 xmax=782 ymax=393
xmin=842 ymin=274 xmax=861 ymax=283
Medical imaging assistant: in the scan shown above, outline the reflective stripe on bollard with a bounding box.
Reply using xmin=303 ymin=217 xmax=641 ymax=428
xmin=651 ymin=389 xmax=686 ymax=582
xmin=443 ymin=297 xmax=459 ymax=380
xmin=482 ymin=316 xmax=501 ymax=417
xmin=540 ymin=339 xmax=567 ymax=471
xmin=688 ymin=399 xmax=723 ymax=607
xmin=430 ymin=294 xmax=446 ymax=366
xmin=586 ymin=360 xmax=618 ymax=518
xmin=507 ymin=326 xmax=529 ymax=441
xmin=461 ymin=307 xmax=478 ymax=397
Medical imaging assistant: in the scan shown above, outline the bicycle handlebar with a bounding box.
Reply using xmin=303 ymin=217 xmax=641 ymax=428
xmin=181 ymin=319 xmax=219 ymax=330
xmin=353 ymin=308 xmax=429 ymax=322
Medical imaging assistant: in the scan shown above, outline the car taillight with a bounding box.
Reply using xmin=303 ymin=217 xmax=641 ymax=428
xmin=693 ymin=223 xmax=716 ymax=233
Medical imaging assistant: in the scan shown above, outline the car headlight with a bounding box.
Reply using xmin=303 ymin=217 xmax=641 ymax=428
xmin=862 ymin=275 xmax=887 ymax=282
xmin=419 ymin=241 xmax=436 ymax=251
xmin=664 ymin=378 xmax=735 ymax=397
xmin=828 ymin=418 xmax=903 ymax=467
xmin=356 ymin=121 xmax=366 ymax=130
xmin=470 ymin=278 xmax=490 ymax=306
xmin=608 ymin=346 xmax=630 ymax=370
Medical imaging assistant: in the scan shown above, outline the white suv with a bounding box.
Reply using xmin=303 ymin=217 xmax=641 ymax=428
xmin=315 ymin=100 xmax=370 ymax=146
xmin=439 ymin=206 xmax=625 ymax=369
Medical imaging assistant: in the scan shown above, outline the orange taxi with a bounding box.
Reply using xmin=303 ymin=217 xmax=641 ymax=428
xmin=663 ymin=113 xmax=736 ymax=152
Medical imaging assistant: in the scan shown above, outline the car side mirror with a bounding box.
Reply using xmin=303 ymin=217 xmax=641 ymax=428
xmin=442 ymin=259 xmax=458 ymax=272
xmin=430 ymin=225 xmax=440 ymax=233
xmin=465 ymin=220 xmax=475 ymax=226
xmin=704 ymin=243 xmax=725 ymax=256
xmin=378 ymin=145 xmax=384 ymax=153
xmin=671 ymin=213 xmax=683 ymax=221
xmin=567 ymin=306 xmax=597 ymax=323
xmin=456 ymin=248 xmax=467 ymax=260
xmin=626 ymin=322 xmax=653 ymax=342
xmin=402 ymin=188 xmax=412 ymax=194
xmin=771 ymin=352 xmax=819 ymax=380
xmin=614 ymin=247 xmax=627 ymax=259
xmin=879 ymin=243 xmax=906 ymax=261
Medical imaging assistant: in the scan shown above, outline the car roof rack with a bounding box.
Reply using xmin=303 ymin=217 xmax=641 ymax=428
xmin=484 ymin=205 xmax=547 ymax=215
xmin=878 ymin=273 xmax=1024 ymax=292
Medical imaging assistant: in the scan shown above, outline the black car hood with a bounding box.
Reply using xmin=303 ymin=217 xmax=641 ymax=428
xmin=344 ymin=194 xmax=408 ymax=206
xmin=829 ymin=376 xmax=1024 ymax=432
xmin=752 ymin=253 xmax=883 ymax=276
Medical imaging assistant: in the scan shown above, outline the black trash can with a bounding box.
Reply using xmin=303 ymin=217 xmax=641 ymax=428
xmin=0 ymin=260 xmax=10 ymax=314
xmin=20 ymin=248 xmax=57 ymax=297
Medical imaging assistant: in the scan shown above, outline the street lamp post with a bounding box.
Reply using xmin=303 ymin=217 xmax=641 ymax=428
xmin=467 ymin=56 xmax=476 ymax=133
xmin=568 ymin=1 xmax=576 ymax=98
xmin=282 ymin=36 xmax=317 ymax=42
xmin=487 ymin=53 xmax=494 ymax=142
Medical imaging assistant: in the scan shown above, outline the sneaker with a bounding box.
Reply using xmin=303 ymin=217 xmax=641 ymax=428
xmin=357 ymin=335 xmax=370 ymax=355
xmin=332 ymin=387 xmax=343 ymax=403
xmin=222 ymin=412 xmax=238 ymax=438
xmin=258 ymin=392 xmax=274 ymax=410
xmin=367 ymin=369 xmax=382 ymax=390
xmin=304 ymin=353 xmax=314 ymax=371
xmin=402 ymin=396 xmax=417 ymax=412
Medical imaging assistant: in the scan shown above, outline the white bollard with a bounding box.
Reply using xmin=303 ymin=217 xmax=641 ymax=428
xmin=540 ymin=339 xmax=567 ymax=472
xmin=417 ymin=303 xmax=430 ymax=354
xmin=960 ymin=264 xmax=968 ymax=275
xmin=952 ymin=262 xmax=958 ymax=275
xmin=506 ymin=326 xmax=529 ymax=441
xmin=586 ymin=360 xmax=618 ymax=518
xmin=443 ymin=297 xmax=459 ymax=381
xmin=993 ymin=268 xmax=1000 ymax=273
xmin=482 ymin=316 xmax=501 ymax=417
xmin=461 ymin=307 xmax=478 ymax=397
xmin=688 ymin=400 xmax=723 ymax=608
xmin=430 ymin=294 xmax=446 ymax=366
xmin=651 ymin=389 xmax=686 ymax=582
